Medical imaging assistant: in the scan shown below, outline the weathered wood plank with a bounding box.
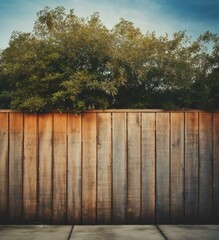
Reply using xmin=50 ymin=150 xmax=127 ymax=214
xmin=213 ymin=113 xmax=219 ymax=223
xmin=67 ymin=114 xmax=82 ymax=224
xmin=82 ymin=113 xmax=97 ymax=224
xmin=141 ymin=113 xmax=155 ymax=224
xmin=23 ymin=114 xmax=38 ymax=222
xmin=38 ymin=114 xmax=53 ymax=223
xmin=156 ymin=113 xmax=170 ymax=224
xmin=9 ymin=113 xmax=23 ymax=223
xmin=53 ymin=113 xmax=67 ymax=224
xmin=127 ymin=113 xmax=141 ymax=224
xmin=112 ymin=113 xmax=127 ymax=224
xmin=1 ymin=109 xmax=218 ymax=225
xmin=199 ymin=112 xmax=213 ymax=223
xmin=185 ymin=113 xmax=199 ymax=223
xmin=97 ymin=113 xmax=112 ymax=224
xmin=0 ymin=113 xmax=9 ymax=223
xmin=170 ymin=113 xmax=184 ymax=223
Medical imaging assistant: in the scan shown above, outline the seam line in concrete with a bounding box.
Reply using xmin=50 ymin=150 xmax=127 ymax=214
xmin=156 ymin=225 xmax=168 ymax=240
xmin=67 ymin=225 xmax=74 ymax=240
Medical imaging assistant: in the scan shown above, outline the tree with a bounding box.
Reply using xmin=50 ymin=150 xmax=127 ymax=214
xmin=0 ymin=6 xmax=218 ymax=112
xmin=0 ymin=7 xmax=119 ymax=112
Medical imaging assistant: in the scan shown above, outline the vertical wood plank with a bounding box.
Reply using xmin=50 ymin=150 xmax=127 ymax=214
xmin=38 ymin=114 xmax=53 ymax=223
xmin=53 ymin=113 xmax=67 ymax=224
xmin=1 ymin=109 xmax=218 ymax=224
xmin=9 ymin=113 xmax=23 ymax=223
xmin=156 ymin=113 xmax=170 ymax=224
xmin=82 ymin=113 xmax=97 ymax=224
xmin=213 ymin=113 xmax=219 ymax=223
xmin=141 ymin=113 xmax=155 ymax=224
xmin=67 ymin=114 xmax=82 ymax=224
xmin=97 ymin=113 xmax=112 ymax=224
xmin=127 ymin=113 xmax=141 ymax=224
xmin=23 ymin=114 xmax=37 ymax=222
xmin=112 ymin=113 xmax=127 ymax=224
xmin=0 ymin=113 xmax=9 ymax=223
xmin=170 ymin=113 xmax=184 ymax=223
xmin=185 ymin=113 xmax=199 ymax=223
xmin=199 ymin=112 xmax=213 ymax=223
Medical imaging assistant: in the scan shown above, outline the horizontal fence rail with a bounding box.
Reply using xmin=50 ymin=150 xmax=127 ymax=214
xmin=0 ymin=111 xmax=219 ymax=224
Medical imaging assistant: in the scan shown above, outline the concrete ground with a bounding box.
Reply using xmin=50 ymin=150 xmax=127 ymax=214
xmin=0 ymin=225 xmax=219 ymax=240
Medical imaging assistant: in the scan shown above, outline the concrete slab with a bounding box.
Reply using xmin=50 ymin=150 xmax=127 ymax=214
xmin=70 ymin=225 xmax=165 ymax=240
xmin=158 ymin=225 xmax=219 ymax=240
xmin=0 ymin=225 xmax=72 ymax=240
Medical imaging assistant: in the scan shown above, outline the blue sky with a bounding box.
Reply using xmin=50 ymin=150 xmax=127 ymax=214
xmin=0 ymin=0 xmax=219 ymax=50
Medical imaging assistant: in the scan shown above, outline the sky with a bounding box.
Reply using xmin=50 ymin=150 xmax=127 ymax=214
xmin=0 ymin=0 xmax=219 ymax=50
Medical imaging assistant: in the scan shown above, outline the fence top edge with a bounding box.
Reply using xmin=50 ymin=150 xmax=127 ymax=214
xmin=0 ymin=109 xmax=219 ymax=113
xmin=84 ymin=109 xmax=219 ymax=113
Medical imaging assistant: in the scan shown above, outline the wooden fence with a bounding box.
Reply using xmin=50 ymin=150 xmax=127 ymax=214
xmin=0 ymin=110 xmax=219 ymax=224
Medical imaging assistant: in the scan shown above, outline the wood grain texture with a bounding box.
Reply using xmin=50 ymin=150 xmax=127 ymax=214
xmin=185 ymin=113 xmax=199 ymax=223
xmin=9 ymin=113 xmax=23 ymax=223
xmin=53 ymin=113 xmax=67 ymax=224
xmin=199 ymin=112 xmax=213 ymax=223
xmin=156 ymin=113 xmax=170 ymax=224
xmin=38 ymin=114 xmax=53 ymax=223
xmin=97 ymin=113 xmax=112 ymax=224
xmin=112 ymin=113 xmax=127 ymax=224
xmin=170 ymin=113 xmax=184 ymax=223
xmin=0 ymin=110 xmax=219 ymax=224
xmin=213 ymin=113 xmax=219 ymax=223
xmin=23 ymin=114 xmax=38 ymax=222
xmin=127 ymin=113 xmax=141 ymax=224
xmin=67 ymin=114 xmax=82 ymax=224
xmin=82 ymin=113 xmax=97 ymax=224
xmin=141 ymin=113 xmax=155 ymax=224
xmin=0 ymin=113 xmax=9 ymax=223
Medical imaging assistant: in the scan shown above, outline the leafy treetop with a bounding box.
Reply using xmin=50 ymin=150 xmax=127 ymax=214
xmin=0 ymin=6 xmax=219 ymax=112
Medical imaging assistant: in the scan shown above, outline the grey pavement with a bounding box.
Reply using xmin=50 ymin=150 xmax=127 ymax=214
xmin=0 ymin=225 xmax=219 ymax=240
xmin=159 ymin=225 xmax=219 ymax=240
xmin=0 ymin=225 xmax=72 ymax=240
xmin=70 ymin=225 xmax=164 ymax=240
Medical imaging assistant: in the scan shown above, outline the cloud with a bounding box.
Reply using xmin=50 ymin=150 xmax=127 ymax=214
xmin=65 ymin=0 xmax=217 ymax=38
xmin=63 ymin=0 xmax=184 ymax=35
xmin=153 ymin=0 xmax=219 ymax=24
xmin=0 ymin=0 xmax=218 ymax=50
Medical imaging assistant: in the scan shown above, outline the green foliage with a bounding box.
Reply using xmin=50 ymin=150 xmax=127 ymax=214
xmin=0 ymin=6 xmax=219 ymax=112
